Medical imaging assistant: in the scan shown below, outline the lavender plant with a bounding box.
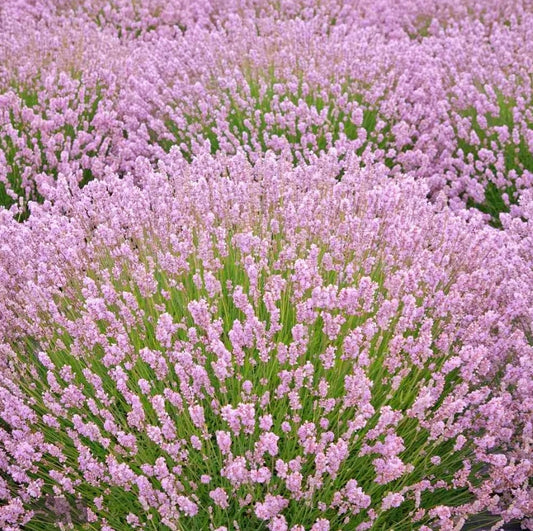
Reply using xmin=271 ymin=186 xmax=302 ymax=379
xmin=0 ymin=2 xmax=533 ymax=529
xmin=0 ymin=152 xmax=531 ymax=530
xmin=2 ymin=1 xmax=533 ymax=222
xmin=118 ymin=2 xmax=533 ymax=223
xmin=0 ymin=4 xmax=127 ymax=214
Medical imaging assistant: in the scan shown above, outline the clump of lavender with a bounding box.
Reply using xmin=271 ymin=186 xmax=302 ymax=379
xmin=0 ymin=151 xmax=531 ymax=530
xmin=3 ymin=1 xmax=533 ymax=223
xmin=120 ymin=2 xmax=533 ymax=223
xmin=0 ymin=3 xmax=129 ymax=213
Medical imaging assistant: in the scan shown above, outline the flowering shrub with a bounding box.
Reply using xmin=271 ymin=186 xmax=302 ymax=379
xmin=0 ymin=4 xmax=128 ymax=213
xmin=2 ymin=1 xmax=533 ymax=223
xmin=0 ymin=151 xmax=531 ymax=529
xmin=119 ymin=9 xmax=533 ymax=222
xmin=0 ymin=1 xmax=533 ymax=529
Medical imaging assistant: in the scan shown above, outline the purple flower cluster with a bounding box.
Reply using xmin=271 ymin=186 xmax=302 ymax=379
xmin=0 ymin=1 xmax=532 ymax=530
xmin=0 ymin=150 xmax=532 ymax=529
xmin=1 ymin=0 xmax=533 ymax=219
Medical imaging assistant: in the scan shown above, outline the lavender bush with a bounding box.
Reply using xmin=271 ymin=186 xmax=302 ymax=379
xmin=0 ymin=152 xmax=532 ymax=529
xmin=0 ymin=1 xmax=532 ymax=530
xmin=2 ymin=0 xmax=533 ymax=222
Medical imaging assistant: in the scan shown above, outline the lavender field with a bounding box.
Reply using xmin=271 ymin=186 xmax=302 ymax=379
xmin=0 ymin=1 xmax=532 ymax=530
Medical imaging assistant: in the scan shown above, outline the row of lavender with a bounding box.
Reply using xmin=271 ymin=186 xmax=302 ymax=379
xmin=1 ymin=1 xmax=532 ymax=530
xmin=2 ymin=0 xmax=533 ymax=220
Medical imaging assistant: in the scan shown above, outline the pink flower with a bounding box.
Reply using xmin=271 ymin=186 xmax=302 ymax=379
xmin=255 ymin=495 xmax=289 ymax=520
xmin=216 ymin=431 xmax=232 ymax=455
xmin=381 ymin=492 xmax=404 ymax=510
xmin=209 ymin=488 xmax=229 ymax=509
xmin=311 ymin=519 xmax=330 ymax=531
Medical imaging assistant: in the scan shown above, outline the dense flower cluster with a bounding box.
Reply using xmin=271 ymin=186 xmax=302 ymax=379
xmin=0 ymin=151 xmax=532 ymax=529
xmin=1 ymin=0 xmax=533 ymax=220
xmin=0 ymin=1 xmax=533 ymax=530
